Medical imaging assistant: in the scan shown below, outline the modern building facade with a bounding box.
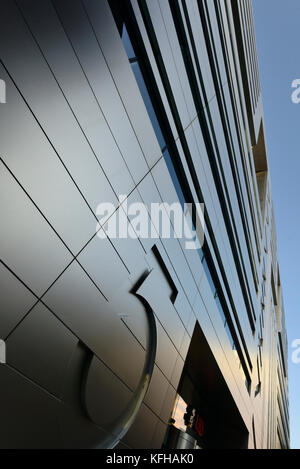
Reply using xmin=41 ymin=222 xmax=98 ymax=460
xmin=0 ymin=0 xmax=289 ymax=449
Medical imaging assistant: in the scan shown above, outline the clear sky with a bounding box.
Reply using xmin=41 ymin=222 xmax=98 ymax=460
xmin=253 ymin=0 xmax=300 ymax=449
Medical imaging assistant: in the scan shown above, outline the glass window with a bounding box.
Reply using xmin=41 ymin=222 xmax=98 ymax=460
xmin=122 ymin=24 xmax=136 ymax=61
xmin=215 ymin=294 xmax=226 ymax=325
xmin=225 ymin=321 xmax=235 ymax=349
xmin=163 ymin=149 xmax=185 ymax=208
xmin=122 ymin=24 xmax=166 ymax=150
xmin=131 ymin=61 xmax=166 ymax=150
xmin=202 ymin=257 xmax=216 ymax=296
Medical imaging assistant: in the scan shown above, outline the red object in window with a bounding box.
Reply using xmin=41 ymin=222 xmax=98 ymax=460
xmin=195 ymin=415 xmax=205 ymax=437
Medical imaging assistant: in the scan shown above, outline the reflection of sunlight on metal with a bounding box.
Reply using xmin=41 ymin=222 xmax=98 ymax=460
xmin=0 ymin=79 xmax=6 ymax=103
xmin=0 ymin=339 xmax=6 ymax=364
xmin=81 ymin=270 xmax=157 ymax=449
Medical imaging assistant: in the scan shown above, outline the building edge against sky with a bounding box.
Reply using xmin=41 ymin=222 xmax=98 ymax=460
xmin=0 ymin=0 xmax=289 ymax=449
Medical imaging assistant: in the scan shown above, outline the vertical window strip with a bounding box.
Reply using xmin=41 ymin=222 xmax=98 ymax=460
xmin=138 ymin=0 xmax=253 ymax=382
xmin=111 ymin=0 xmax=252 ymax=390
xmin=167 ymin=0 xmax=254 ymax=372
xmin=196 ymin=0 xmax=258 ymax=327
xmin=201 ymin=0 xmax=259 ymax=308
xmin=214 ymin=0 xmax=262 ymax=285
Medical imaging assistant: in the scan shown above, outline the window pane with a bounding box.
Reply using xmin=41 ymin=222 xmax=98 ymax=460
xmin=215 ymin=295 xmax=226 ymax=325
xmin=163 ymin=149 xmax=185 ymax=208
xmin=225 ymin=321 xmax=235 ymax=349
xmin=122 ymin=24 xmax=136 ymax=60
xmin=202 ymin=257 xmax=216 ymax=295
xmin=131 ymin=61 xmax=166 ymax=150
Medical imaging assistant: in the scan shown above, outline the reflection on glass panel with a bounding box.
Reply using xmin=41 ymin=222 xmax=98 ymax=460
xmin=122 ymin=24 xmax=136 ymax=60
xmin=131 ymin=61 xmax=166 ymax=150
xmin=225 ymin=321 xmax=235 ymax=349
xmin=202 ymin=257 xmax=216 ymax=295
xmin=163 ymin=149 xmax=185 ymax=208
xmin=215 ymin=294 xmax=226 ymax=325
xmin=171 ymin=394 xmax=189 ymax=432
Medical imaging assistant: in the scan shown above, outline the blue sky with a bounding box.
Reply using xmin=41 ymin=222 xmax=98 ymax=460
xmin=253 ymin=0 xmax=300 ymax=449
